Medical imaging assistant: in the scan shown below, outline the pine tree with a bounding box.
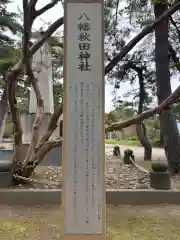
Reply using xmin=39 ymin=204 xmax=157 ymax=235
xmin=0 ymin=0 xmax=22 ymax=44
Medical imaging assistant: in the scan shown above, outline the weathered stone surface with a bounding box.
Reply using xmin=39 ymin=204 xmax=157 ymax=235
xmin=151 ymin=162 xmax=168 ymax=172
xmin=150 ymin=171 xmax=171 ymax=190
xmin=0 ymin=160 xmax=13 ymax=188
xmin=123 ymin=149 xmax=135 ymax=165
xmin=113 ymin=146 xmax=121 ymax=157
xmin=0 ymin=159 xmax=12 ymax=171
xmin=0 ymin=172 xmax=13 ymax=188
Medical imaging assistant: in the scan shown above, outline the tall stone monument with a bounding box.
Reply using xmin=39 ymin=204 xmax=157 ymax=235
xmin=21 ymin=38 xmax=55 ymax=143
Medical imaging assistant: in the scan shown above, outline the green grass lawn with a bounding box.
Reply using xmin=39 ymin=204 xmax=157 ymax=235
xmin=105 ymin=139 xmax=139 ymax=146
xmin=1 ymin=205 xmax=180 ymax=239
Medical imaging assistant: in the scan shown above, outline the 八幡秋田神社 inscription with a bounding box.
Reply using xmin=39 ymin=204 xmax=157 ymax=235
xmin=77 ymin=13 xmax=91 ymax=71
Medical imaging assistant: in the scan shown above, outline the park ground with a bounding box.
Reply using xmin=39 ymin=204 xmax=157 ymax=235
xmin=1 ymin=205 xmax=180 ymax=239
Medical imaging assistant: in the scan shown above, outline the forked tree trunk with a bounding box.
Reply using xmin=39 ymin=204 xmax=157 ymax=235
xmin=154 ymin=2 xmax=180 ymax=173
xmin=136 ymin=123 xmax=152 ymax=160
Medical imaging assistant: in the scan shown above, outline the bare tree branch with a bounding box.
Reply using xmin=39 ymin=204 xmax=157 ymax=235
xmin=22 ymin=0 xmax=44 ymax=161
xmin=23 ymin=104 xmax=63 ymax=167
xmin=22 ymin=138 xmax=63 ymax=177
xmin=4 ymin=2 xmax=63 ymax=177
xmin=30 ymin=17 xmax=64 ymax=56
xmin=7 ymin=61 xmax=23 ymax=146
xmin=105 ymin=0 xmax=180 ymax=74
xmin=106 ymin=83 xmax=180 ymax=132
xmin=9 ymin=0 xmax=31 ymax=164
xmin=32 ymin=138 xmax=63 ymax=167
xmin=6 ymin=17 xmax=63 ymax=89
xmin=23 ymin=2 xmax=47 ymax=107
xmin=6 ymin=17 xmax=63 ymax=173
xmin=7 ymin=62 xmax=23 ymax=172
xmin=37 ymin=104 xmax=63 ymax=149
xmin=9 ymin=1 xmax=63 ymax=172
xmin=35 ymin=0 xmax=60 ymax=17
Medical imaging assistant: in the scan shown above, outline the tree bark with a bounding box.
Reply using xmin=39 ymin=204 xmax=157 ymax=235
xmin=59 ymin=119 xmax=63 ymax=137
xmin=136 ymin=123 xmax=152 ymax=160
xmin=154 ymin=2 xmax=180 ymax=173
xmin=0 ymin=85 xmax=8 ymax=141
xmin=159 ymin=130 xmax=164 ymax=147
xmin=135 ymin=65 xmax=152 ymax=160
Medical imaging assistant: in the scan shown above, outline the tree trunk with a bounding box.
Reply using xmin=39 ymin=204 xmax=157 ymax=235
xmin=159 ymin=130 xmax=164 ymax=147
xmin=135 ymin=64 xmax=152 ymax=160
xmin=154 ymin=2 xmax=180 ymax=173
xmin=59 ymin=120 xmax=63 ymax=137
xmin=0 ymin=85 xmax=8 ymax=141
xmin=136 ymin=123 xmax=152 ymax=160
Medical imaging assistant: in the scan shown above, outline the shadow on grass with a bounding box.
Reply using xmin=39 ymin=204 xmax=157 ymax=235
xmin=1 ymin=205 xmax=180 ymax=239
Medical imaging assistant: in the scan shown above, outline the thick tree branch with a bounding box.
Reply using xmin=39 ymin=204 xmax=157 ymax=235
xmin=6 ymin=17 xmax=63 ymax=171
xmin=22 ymin=104 xmax=63 ymax=167
xmin=23 ymin=69 xmax=44 ymax=163
xmin=8 ymin=0 xmax=30 ymax=163
xmin=22 ymin=138 xmax=63 ymax=177
xmin=7 ymin=63 xmax=23 ymax=172
xmin=30 ymin=17 xmax=64 ymax=56
xmin=106 ymin=83 xmax=180 ymax=132
xmin=32 ymin=138 xmax=63 ymax=168
xmin=6 ymin=17 xmax=64 ymax=88
xmin=7 ymin=62 xmax=23 ymax=145
xmin=105 ymin=0 xmax=180 ymax=74
xmin=37 ymin=104 xmax=63 ymax=149
xmin=29 ymin=0 xmax=61 ymax=26
xmin=22 ymin=0 xmax=44 ymax=161
xmin=35 ymin=0 xmax=60 ymax=17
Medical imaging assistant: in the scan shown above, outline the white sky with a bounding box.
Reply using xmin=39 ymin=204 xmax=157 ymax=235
xmin=7 ymin=0 xmax=180 ymax=112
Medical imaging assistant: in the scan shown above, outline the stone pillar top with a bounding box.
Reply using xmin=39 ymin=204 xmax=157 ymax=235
xmin=29 ymin=40 xmax=54 ymax=114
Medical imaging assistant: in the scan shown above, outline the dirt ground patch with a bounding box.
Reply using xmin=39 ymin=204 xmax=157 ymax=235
xmin=1 ymin=205 xmax=180 ymax=239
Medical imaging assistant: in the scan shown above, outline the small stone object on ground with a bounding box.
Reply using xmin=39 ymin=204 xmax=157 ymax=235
xmin=151 ymin=162 xmax=168 ymax=172
xmin=0 ymin=160 xmax=13 ymax=188
xmin=150 ymin=162 xmax=170 ymax=190
xmin=113 ymin=146 xmax=121 ymax=157
xmin=123 ymin=148 xmax=135 ymax=164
